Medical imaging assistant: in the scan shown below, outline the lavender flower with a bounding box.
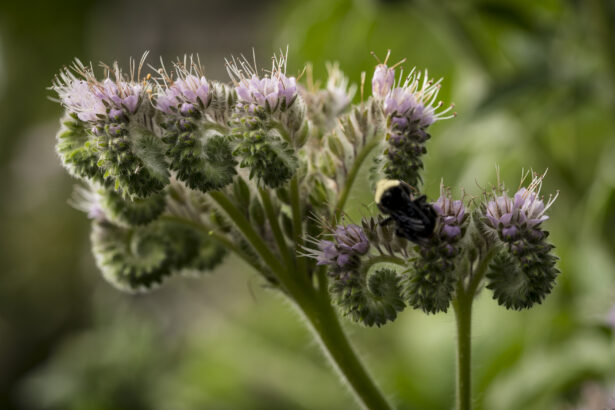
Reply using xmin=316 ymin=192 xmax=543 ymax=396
xmin=433 ymin=192 xmax=466 ymax=241
xmin=309 ymin=224 xmax=371 ymax=269
xmin=334 ymin=224 xmax=370 ymax=255
xmin=52 ymin=57 xmax=148 ymax=123
xmin=485 ymin=172 xmax=558 ymax=240
xmin=53 ymin=69 xmax=107 ymax=122
xmin=226 ymin=50 xmax=298 ymax=113
xmin=154 ymin=56 xmax=211 ymax=115
xmin=383 ymin=69 xmax=455 ymax=128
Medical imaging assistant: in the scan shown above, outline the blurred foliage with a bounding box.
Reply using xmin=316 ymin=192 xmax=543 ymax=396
xmin=1 ymin=0 xmax=615 ymax=409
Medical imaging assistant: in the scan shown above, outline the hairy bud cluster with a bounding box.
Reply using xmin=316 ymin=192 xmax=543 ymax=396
xmin=226 ymin=51 xmax=308 ymax=188
xmin=155 ymin=59 xmax=237 ymax=193
xmin=405 ymin=189 xmax=469 ymax=314
xmin=53 ymin=57 xmax=169 ymax=199
xmin=482 ymin=174 xmax=560 ymax=309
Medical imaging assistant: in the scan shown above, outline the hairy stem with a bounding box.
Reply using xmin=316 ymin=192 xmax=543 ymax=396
xmin=453 ymin=285 xmax=472 ymax=410
xmin=297 ymin=291 xmax=394 ymax=410
xmin=259 ymin=187 xmax=295 ymax=270
xmin=290 ymin=175 xmax=308 ymax=277
xmin=360 ymin=254 xmax=406 ymax=275
xmin=335 ymin=138 xmax=380 ymax=219
xmin=183 ymin=191 xmax=392 ymax=409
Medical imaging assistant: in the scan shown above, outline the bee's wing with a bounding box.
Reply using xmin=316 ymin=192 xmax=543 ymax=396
xmin=396 ymin=210 xmax=430 ymax=230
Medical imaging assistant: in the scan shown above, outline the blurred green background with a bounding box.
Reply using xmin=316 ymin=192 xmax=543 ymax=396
xmin=1 ymin=0 xmax=615 ymax=409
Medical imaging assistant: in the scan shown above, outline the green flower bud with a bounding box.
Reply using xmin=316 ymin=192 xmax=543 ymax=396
xmin=97 ymin=126 xmax=169 ymax=199
xmin=234 ymin=128 xmax=298 ymax=189
xmin=163 ymin=122 xmax=237 ymax=193
xmin=55 ymin=114 xmax=107 ymax=185
xmin=330 ymin=267 xmax=406 ymax=327
xmin=99 ymin=188 xmax=166 ymax=226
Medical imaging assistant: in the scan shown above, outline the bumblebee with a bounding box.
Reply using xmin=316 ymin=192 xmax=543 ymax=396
xmin=374 ymin=179 xmax=437 ymax=245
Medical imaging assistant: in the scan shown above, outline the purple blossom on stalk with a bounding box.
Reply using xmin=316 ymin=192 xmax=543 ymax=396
xmin=154 ymin=56 xmax=210 ymax=115
xmin=432 ymin=184 xmax=467 ymax=242
xmin=226 ymin=49 xmax=298 ymax=113
xmin=308 ymin=224 xmax=371 ymax=269
xmin=485 ymin=171 xmax=558 ymax=240
xmin=383 ymin=69 xmax=455 ymax=128
xmin=53 ymin=70 xmax=107 ymax=122
xmin=433 ymin=197 xmax=465 ymax=241
xmin=334 ymin=224 xmax=370 ymax=255
xmin=52 ymin=55 xmax=149 ymax=123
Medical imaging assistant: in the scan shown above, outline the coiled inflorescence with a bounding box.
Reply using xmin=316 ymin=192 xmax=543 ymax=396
xmin=226 ymin=50 xmax=308 ymax=188
xmin=309 ymin=223 xmax=406 ymax=327
xmin=155 ymin=58 xmax=238 ymax=193
xmin=371 ymin=54 xmax=455 ymax=188
xmin=53 ymin=56 xmax=169 ymax=199
xmin=482 ymin=172 xmax=560 ymax=310
xmin=405 ymin=186 xmax=469 ymax=314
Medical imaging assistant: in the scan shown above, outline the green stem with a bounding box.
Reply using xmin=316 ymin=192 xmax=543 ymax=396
xmin=205 ymin=192 xmax=392 ymax=409
xmin=453 ymin=286 xmax=472 ymax=410
xmin=209 ymin=191 xmax=287 ymax=278
xmin=290 ymin=176 xmax=308 ymax=277
xmin=297 ymin=293 xmax=393 ymax=410
xmin=259 ymin=187 xmax=295 ymax=270
xmin=334 ymin=138 xmax=380 ymax=219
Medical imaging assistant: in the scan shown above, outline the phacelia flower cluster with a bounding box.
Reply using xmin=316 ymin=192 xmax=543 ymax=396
xmin=484 ymin=176 xmax=557 ymax=242
xmin=154 ymin=58 xmax=211 ymax=117
xmin=227 ymin=50 xmax=298 ymax=113
xmin=483 ymin=172 xmax=560 ymax=310
xmin=314 ymin=224 xmax=371 ymax=270
xmin=53 ymin=59 xmax=146 ymax=128
xmin=405 ymin=186 xmax=468 ymax=314
xmin=370 ymin=58 xmax=455 ymax=187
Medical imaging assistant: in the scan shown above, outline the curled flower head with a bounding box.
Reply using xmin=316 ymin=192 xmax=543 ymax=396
xmin=155 ymin=56 xmax=210 ymax=114
xmin=485 ymin=171 xmax=558 ymax=239
xmin=383 ymin=69 xmax=455 ymax=128
xmin=52 ymin=55 xmax=149 ymax=122
xmin=226 ymin=49 xmax=298 ymax=113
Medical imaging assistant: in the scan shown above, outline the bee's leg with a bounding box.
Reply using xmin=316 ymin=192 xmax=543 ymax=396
xmin=380 ymin=216 xmax=394 ymax=226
